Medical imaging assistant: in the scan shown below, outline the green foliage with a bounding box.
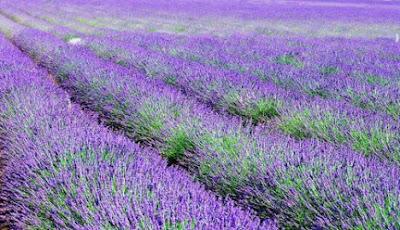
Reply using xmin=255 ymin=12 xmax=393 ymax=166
xmin=282 ymin=109 xmax=396 ymax=161
xmin=54 ymin=151 xmax=75 ymax=171
xmin=308 ymin=112 xmax=348 ymax=144
xmin=164 ymin=75 xmax=177 ymax=85
xmin=306 ymin=87 xmax=331 ymax=99
xmin=203 ymin=133 xmax=243 ymax=158
xmin=187 ymin=53 xmax=202 ymax=62
xmin=241 ymin=157 xmax=257 ymax=176
xmin=346 ymin=89 xmax=376 ymax=110
xmin=355 ymin=194 xmax=400 ymax=230
xmin=90 ymin=43 xmax=117 ymax=59
xmin=63 ymin=34 xmax=80 ymax=43
xmin=350 ymin=129 xmax=392 ymax=156
xmin=226 ymin=63 xmax=248 ymax=73
xmin=225 ymin=176 xmax=242 ymax=194
xmin=136 ymin=101 xmax=166 ymax=141
xmin=162 ymin=129 xmax=194 ymax=163
xmin=365 ymin=74 xmax=389 ymax=86
xmin=138 ymin=217 xmax=153 ymax=230
xmin=253 ymin=69 xmax=270 ymax=81
xmin=271 ymin=75 xmax=299 ymax=91
xmin=26 ymin=148 xmax=113 ymax=229
xmin=219 ymin=135 xmax=241 ymax=157
xmin=139 ymin=215 xmax=195 ymax=229
xmin=116 ymin=59 xmax=129 ymax=67
xmin=320 ymin=66 xmax=339 ymax=75
xmin=32 ymin=178 xmax=87 ymax=229
xmin=168 ymin=48 xmax=179 ymax=57
xmin=387 ymin=103 xmax=400 ymax=120
xmin=35 ymin=204 xmax=57 ymax=230
xmin=76 ymin=17 xmax=99 ymax=27
xmin=281 ymin=110 xmax=347 ymax=143
xmin=372 ymin=195 xmax=399 ymax=228
xmin=79 ymin=148 xmax=97 ymax=163
xmin=224 ymin=91 xmax=280 ymax=123
xmin=37 ymin=169 xmax=52 ymax=179
xmin=280 ymin=112 xmax=311 ymax=139
xmin=200 ymin=157 xmax=254 ymax=193
xmin=275 ymin=54 xmax=304 ymax=68
xmin=147 ymin=27 xmax=157 ymax=32
xmin=101 ymin=221 xmax=119 ymax=230
xmin=247 ymin=99 xmax=281 ymax=123
xmin=272 ymin=170 xmax=317 ymax=228
xmin=293 ymin=208 xmax=313 ymax=228
xmin=199 ymin=158 xmax=218 ymax=178
xmin=102 ymin=150 xmax=115 ymax=164
xmin=142 ymin=61 xmax=172 ymax=79
xmin=223 ymin=90 xmax=241 ymax=113
xmin=200 ymin=132 xmax=257 ymax=195
xmin=111 ymin=176 xmax=118 ymax=196
xmin=164 ymin=219 xmax=196 ymax=230
xmin=57 ymin=62 xmax=77 ymax=82
xmin=208 ymin=59 xmax=230 ymax=69
xmin=374 ymin=195 xmax=400 ymax=229
xmin=173 ymin=25 xmax=186 ymax=33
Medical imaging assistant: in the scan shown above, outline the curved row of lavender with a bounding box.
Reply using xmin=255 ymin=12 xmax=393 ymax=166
xmin=9 ymin=26 xmax=400 ymax=229
xmin=86 ymin=31 xmax=400 ymax=161
xmin=0 ymin=34 xmax=272 ymax=229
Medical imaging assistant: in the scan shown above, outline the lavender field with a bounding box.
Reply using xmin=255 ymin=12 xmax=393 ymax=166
xmin=0 ymin=0 xmax=399 ymax=229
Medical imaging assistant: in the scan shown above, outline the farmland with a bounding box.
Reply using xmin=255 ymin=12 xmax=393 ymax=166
xmin=0 ymin=0 xmax=399 ymax=229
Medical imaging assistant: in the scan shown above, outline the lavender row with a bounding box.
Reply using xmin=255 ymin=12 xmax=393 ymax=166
xmin=9 ymin=26 xmax=400 ymax=228
xmin=85 ymin=35 xmax=292 ymax=124
xmin=0 ymin=34 xmax=271 ymax=229
xmin=196 ymin=37 xmax=399 ymax=117
xmin=81 ymin=33 xmax=400 ymax=164
xmin=118 ymin=31 xmax=400 ymax=119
